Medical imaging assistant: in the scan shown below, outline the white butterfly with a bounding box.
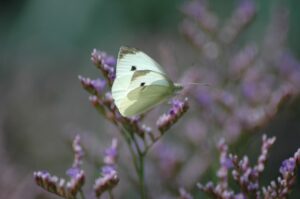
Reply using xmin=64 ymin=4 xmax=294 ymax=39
xmin=111 ymin=46 xmax=183 ymax=117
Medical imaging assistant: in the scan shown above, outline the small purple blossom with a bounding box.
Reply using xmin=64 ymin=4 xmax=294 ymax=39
xmin=79 ymin=76 xmax=107 ymax=96
xmin=104 ymin=138 xmax=118 ymax=165
xmin=236 ymin=0 xmax=256 ymax=24
xmin=66 ymin=167 xmax=81 ymax=178
xmin=93 ymin=138 xmax=119 ymax=197
xmin=178 ymin=187 xmax=193 ymax=199
xmin=103 ymin=55 xmax=117 ymax=67
xmin=90 ymin=78 xmax=106 ymax=94
xmin=91 ymin=49 xmax=116 ymax=85
xmin=181 ymin=0 xmax=218 ymax=32
xmin=72 ymin=134 xmax=84 ymax=168
xmin=234 ymin=193 xmax=246 ymax=199
xmin=93 ymin=169 xmax=119 ymax=197
xmin=101 ymin=165 xmax=116 ymax=175
xmin=219 ymin=0 xmax=256 ymax=43
xmin=157 ymin=98 xmax=189 ymax=133
xmin=279 ymin=158 xmax=296 ymax=175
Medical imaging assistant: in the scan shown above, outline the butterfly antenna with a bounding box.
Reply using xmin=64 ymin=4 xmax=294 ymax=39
xmin=183 ymin=82 xmax=212 ymax=87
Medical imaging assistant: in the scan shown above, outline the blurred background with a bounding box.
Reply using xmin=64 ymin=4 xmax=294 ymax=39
xmin=1 ymin=0 xmax=300 ymax=198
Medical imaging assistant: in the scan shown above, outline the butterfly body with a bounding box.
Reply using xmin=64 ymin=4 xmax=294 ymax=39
xmin=112 ymin=46 xmax=182 ymax=117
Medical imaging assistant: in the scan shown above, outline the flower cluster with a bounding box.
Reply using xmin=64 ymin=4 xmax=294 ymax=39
xmin=157 ymin=98 xmax=189 ymax=133
xmin=34 ymin=135 xmax=122 ymax=199
xmin=94 ymin=138 xmax=119 ymax=197
xmin=34 ymin=135 xmax=85 ymax=199
xmin=178 ymin=187 xmax=193 ymax=199
xmin=177 ymin=2 xmax=300 ymax=185
xmin=91 ymin=49 xmax=116 ymax=86
xmin=262 ymin=149 xmax=300 ymax=198
xmin=197 ymin=135 xmax=300 ymax=199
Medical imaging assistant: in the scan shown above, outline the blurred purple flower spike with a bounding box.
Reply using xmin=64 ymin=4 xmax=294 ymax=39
xmin=34 ymin=135 xmax=85 ymax=198
xmin=181 ymin=0 xmax=218 ymax=32
xmin=280 ymin=158 xmax=296 ymax=176
xmin=178 ymin=187 xmax=193 ymax=199
xmin=236 ymin=0 xmax=256 ymax=24
xmin=93 ymin=138 xmax=119 ymax=197
xmin=101 ymin=165 xmax=116 ymax=175
xmin=104 ymin=138 xmax=118 ymax=165
xmin=66 ymin=167 xmax=81 ymax=178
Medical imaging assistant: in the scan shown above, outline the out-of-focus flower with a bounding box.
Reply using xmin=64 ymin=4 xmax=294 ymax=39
xmin=34 ymin=135 xmax=85 ymax=198
xmin=262 ymin=149 xmax=300 ymax=198
xmin=181 ymin=0 xmax=218 ymax=33
xmin=178 ymin=187 xmax=193 ymax=199
xmin=279 ymin=158 xmax=296 ymax=176
xmin=180 ymin=0 xmax=300 ymax=151
xmin=219 ymin=0 xmax=256 ymax=43
xmin=104 ymin=138 xmax=118 ymax=165
xmin=94 ymin=168 xmax=119 ymax=197
xmin=94 ymin=138 xmax=119 ymax=197
xmin=198 ymin=135 xmax=280 ymax=198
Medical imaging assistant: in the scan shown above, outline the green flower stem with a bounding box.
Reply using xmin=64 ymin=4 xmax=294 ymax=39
xmin=138 ymin=154 xmax=146 ymax=199
xmin=119 ymin=124 xmax=147 ymax=199
xmin=119 ymin=126 xmax=139 ymax=175
xmin=79 ymin=189 xmax=85 ymax=199
xmin=108 ymin=190 xmax=114 ymax=199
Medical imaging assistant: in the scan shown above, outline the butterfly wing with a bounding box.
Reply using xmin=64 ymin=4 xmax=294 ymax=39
xmin=116 ymin=46 xmax=166 ymax=77
xmin=116 ymin=70 xmax=175 ymax=116
xmin=112 ymin=46 xmax=166 ymax=109
xmin=120 ymin=85 xmax=173 ymax=116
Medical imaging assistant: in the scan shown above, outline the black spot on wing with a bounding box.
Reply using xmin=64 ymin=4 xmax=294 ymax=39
xmin=131 ymin=66 xmax=137 ymax=71
xmin=140 ymin=82 xmax=145 ymax=87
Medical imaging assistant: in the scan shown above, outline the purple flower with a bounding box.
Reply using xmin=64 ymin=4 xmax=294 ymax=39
xmin=157 ymin=98 xmax=189 ymax=133
xmin=103 ymin=138 xmax=118 ymax=165
xmin=90 ymin=78 xmax=106 ymax=94
xmin=242 ymin=81 xmax=257 ymax=101
xmin=236 ymin=0 xmax=256 ymax=23
xmin=91 ymin=49 xmax=116 ymax=84
xmin=181 ymin=0 xmax=218 ymax=32
xmin=94 ymin=173 xmax=119 ymax=197
xmin=66 ymin=167 xmax=81 ymax=178
xmin=104 ymin=55 xmax=117 ymax=67
xmin=234 ymin=193 xmax=246 ymax=199
xmin=221 ymin=157 xmax=233 ymax=169
xmin=104 ymin=147 xmax=117 ymax=158
xmin=279 ymin=158 xmax=296 ymax=175
xmin=101 ymin=166 xmax=116 ymax=175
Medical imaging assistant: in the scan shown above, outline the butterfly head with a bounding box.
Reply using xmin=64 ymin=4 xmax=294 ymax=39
xmin=173 ymin=83 xmax=183 ymax=93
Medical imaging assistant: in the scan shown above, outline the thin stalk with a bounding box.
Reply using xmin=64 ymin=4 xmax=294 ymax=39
xmin=108 ymin=190 xmax=114 ymax=199
xmin=138 ymin=154 xmax=146 ymax=199
xmin=118 ymin=125 xmax=139 ymax=175
xmin=79 ymin=189 xmax=85 ymax=199
xmin=119 ymin=124 xmax=147 ymax=199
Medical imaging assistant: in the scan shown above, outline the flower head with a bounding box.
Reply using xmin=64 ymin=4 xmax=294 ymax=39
xmin=157 ymin=98 xmax=189 ymax=133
